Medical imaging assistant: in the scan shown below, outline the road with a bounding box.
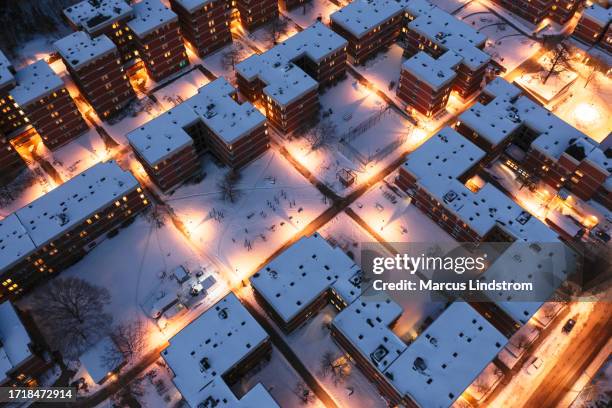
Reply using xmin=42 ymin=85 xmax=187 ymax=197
xmin=523 ymin=301 xmax=612 ymax=407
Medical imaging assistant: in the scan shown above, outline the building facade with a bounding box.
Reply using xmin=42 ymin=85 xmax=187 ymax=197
xmin=397 ymin=51 xmax=458 ymax=117
xmin=128 ymin=0 xmax=190 ymax=82
xmin=236 ymin=22 xmax=347 ymax=134
xmin=573 ymin=3 xmax=612 ymax=44
xmin=236 ymin=0 xmax=279 ymax=31
xmin=128 ymin=78 xmax=268 ymax=191
xmin=0 ymin=161 xmax=148 ymax=301
xmin=169 ymin=0 xmax=233 ymax=57
xmin=55 ymin=32 xmax=136 ymax=119
xmin=0 ymin=302 xmax=51 ymax=387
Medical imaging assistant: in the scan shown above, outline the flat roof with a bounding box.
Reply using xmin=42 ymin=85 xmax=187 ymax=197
xmin=236 ymin=53 xmax=318 ymax=108
xmin=401 ymin=51 xmax=459 ymax=91
xmin=481 ymin=241 xmax=571 ymax=325
xmin=403 ymin=127 xmax=558 ymax=241
xmin=384 ymin=302 xmax=507 ymax=407
xmin=0 ymin=214 xmax=37 ymax=273
xmin=162 ymin=293 xmax=270 ymax=407
xmin=63 ymin=0 xmax=134 ymax=34
xmin=483 ymin=77 xmax=522 ymax=101
xmin=11 ymin=60 xmax=64 ymax=107
xmin=251 ymin=233 xmax=361 ymax=323
xmin=408 ymin=7 xmax=490 ymax=70
xmin=127 ymin=0 xmax=178 ymax=38
xmin=16 ymin=161 xmax=139 ymax=247
xmin=172 ymin=0 xmax=215 ymax=13
xmin=458 ymin=97 xmax=522 ymax=147
xmin=276 ymin=22 xmax=347 ymax=63
xmin=332 ymin=293 xmax=406 ymax=372
xmin=127 ymin=105 xmax=195 ymax=167
xmin=330 ymin=0 xmax=403 ymax=38
xmin=582 ymin=3 xmax=612 ymax=26
xmin=0 ymin=302 xmax=33 ymax=383
xmin=189 ymin=78 xmax=267 ymax=144
xmin=0 ymin=50 xmax=15 ymax=91
xmin=55 ymin=31 xmax=117 ymax=70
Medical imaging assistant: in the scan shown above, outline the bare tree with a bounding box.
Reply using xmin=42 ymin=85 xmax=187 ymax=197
xmin=293 ymin=381 xmax=316 ymax=404
xmin=31 ymin=277 xmax=112 ymax=358
xmin=111 ymin=318 xmax=147 ymax=364
xmin=320 ymin=351 xmax=350 ymax=385
xmin=218 ymin=170 xmax=242 ymax=203
xmin=541 ymin=36 xmax=573 ymax=85
xmin=222 ymin=48 xmax=240 ymax=71
xmin=305 ymin=119 xmax=338 ymax=151
xmin=268 ymin=18 xmax=289 ymax=46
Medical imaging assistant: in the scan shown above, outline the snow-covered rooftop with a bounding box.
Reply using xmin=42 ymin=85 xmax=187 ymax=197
xmin=127 ymin=0 xmax=178 ymax=38
xmin=0 ymin=214 xmax=36 ymax=273
xmin=172 ymin=0 xmax=215 ymax=13
xmin=458 ymin=96 xmax=522 ymax=148
xmin=332 ymin=293 xmax=406 ymax=372
xmin=408 ymin=7 xmax=490 ymax=70
xmin=481 ymin=241 xmax=569 ymax=325
xmin=15 ymin=161 xmax=139 ymax=247
xmin=483 ymin=77 xmax=522 ymax=101
xmin=162 ymin=293 xmax=271 ymax=407
xmin=236 ymin=52 xmax=318 ymax=108
xmin=11 ymin=60 xmax=64 ymax=107
xmin=237 ymin=23 xmax=346 ymax=107
xmin=127 ymin=104 xmax=196 ymax=167
xmin=581 ymin=2 xmax=612 ymax=26
xmin=80 ymin=336 xmax=122 ymax=384
xmin=384 ymin=302 xmax=507 ymax=407
xmin=330 ymin=0 xmax=403 ymax=38
xmin=403 ymin=127 xmax=558 ymax=241
xmin=0 ymin=302 xmax=33 ymax=384
xmin=0 ymin=50 xmax=15 ymax=91
xmin=401 ymin=51 xmax=459 ymax=90
xmin=276 ymin=22 xmax=347 ymax=63
xmin=63 ymin=0 xmax=134 ymax=34
xmin=515 ymin=96 xmax=611 ymax=175
xmin=189 ymin=78 xmax=267 ymax=144
xmin=251 ymin=233 xmax=361 ymax=323
xmin=55 ymin=31 xmax=117 ymax=70
xmin=128 ymin=78 xmax=265 ymax=163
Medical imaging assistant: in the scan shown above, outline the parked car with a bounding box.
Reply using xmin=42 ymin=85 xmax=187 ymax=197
xmin=562 ymin=318 xmax=577 ymax=333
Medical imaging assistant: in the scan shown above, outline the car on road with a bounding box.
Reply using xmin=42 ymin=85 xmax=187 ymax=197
xmin=526 ymin=357 xmax=543 ymax=375
xmin=563 ymin=318 xmax=577 ymax=333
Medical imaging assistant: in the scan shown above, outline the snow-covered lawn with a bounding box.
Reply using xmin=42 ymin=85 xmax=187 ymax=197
xmin=166 ymin=148 xmax=328 ymax=283
xmin=318 ymin=212 xmax=381 ymax=264
xmin=231 ymin=346 xmax=326 ymax=407
xmin=283 ymin=305 xmax=388 ymax=408
xmin=350 ymin=176 xmax=457 ymax=245
xmin=430 ymin=0 xmax=472 ymax=13
xmin=547 ymin=70 xmax=612 ymax=143
xmin=514 ymin=69 xmax=578 ymax=103
xmin=246 ymin=15 xmax=302 ymax=52
xmin=283 ymin=76 xmax=418 ymax=196
xmin=200 ymin=39 xmax=256 ymax=82
xmin=283 ymin=0 xmax=340 ymax=27
xmin=0 ymin=167 xmax=55 ymax=216
xmin=44 ymin=129 xmax=110 ymax=181
xmin=455 ymin=2 xmax=541 ymax=73
xmin=357 ymin=44 xmax=404 ymax=100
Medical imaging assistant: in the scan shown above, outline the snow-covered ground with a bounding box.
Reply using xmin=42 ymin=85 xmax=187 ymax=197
xmin=455 ymin=1 xmax=541 ymax=73
xmin=282 ymin=76 xmax=420 ymax=196
xmin=200 ymin=39 xmax=256 ymax=83
xmin=430 ymin=0 xmax=472 ymax=14
xmin=350 ymin=176 xmax=457 ymax=245
xmin=166 ymin=148 xmax=328 ymax=283
xmin=282 ymin=0 xmax=340 ymax=26
xmin=231 ymin=345 xmax=326 ymax=407
xmin=246 ymin=15 xmax=302 ymax=52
